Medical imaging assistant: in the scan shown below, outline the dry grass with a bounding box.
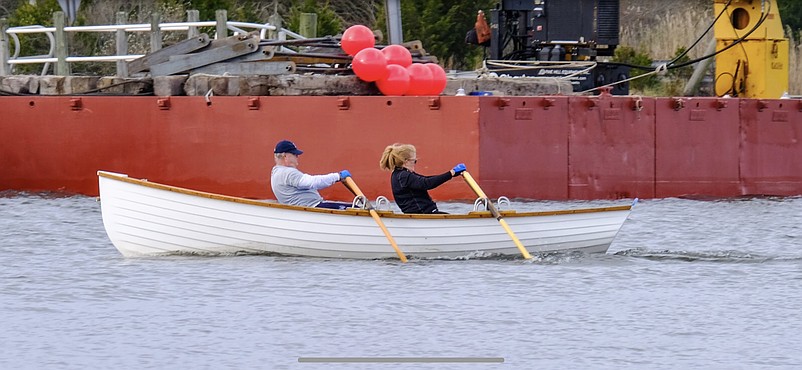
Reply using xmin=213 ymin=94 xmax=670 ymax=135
xmin=789 ymin=30 xmax=801 ymax=95
xmin=619 ymin=0 xmax=713 ymax=60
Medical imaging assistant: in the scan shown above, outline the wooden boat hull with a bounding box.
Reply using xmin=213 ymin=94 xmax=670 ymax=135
xmin=98 ymin=171 xmax=633 ymax=259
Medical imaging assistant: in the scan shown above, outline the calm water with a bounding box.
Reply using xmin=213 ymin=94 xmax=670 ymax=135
xmin=1 ymin=193 xmax=801 ymax=369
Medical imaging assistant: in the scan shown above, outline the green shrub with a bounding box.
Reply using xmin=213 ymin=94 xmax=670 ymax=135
xmin=612 ymin=45 xmax=658 ymax=91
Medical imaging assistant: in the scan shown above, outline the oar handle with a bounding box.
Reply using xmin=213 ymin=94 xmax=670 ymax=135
xmin=342 ymin=177 xmax=408 ymax=263
xmin=343 ymin=177 xmax=370 ymax=208
xmin=462 ymin=172 xmax=488 ymax=199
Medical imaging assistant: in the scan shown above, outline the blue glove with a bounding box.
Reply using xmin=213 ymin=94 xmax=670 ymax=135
xmin=339 ymin=170 xmax=352 ymax=180
xmin=452 ymin=163 xmax=466 ymax=176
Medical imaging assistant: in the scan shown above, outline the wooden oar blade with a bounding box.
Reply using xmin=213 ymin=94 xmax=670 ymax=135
xmin=498 ymin=218 xmax=533 ymax=260
xmin=368 ymin=209 xmax=408 ymax=263
xmin=462 ymin=171 xmax=533 ymax=260
xmin=342 ymin=176 xmax=407 ymax=263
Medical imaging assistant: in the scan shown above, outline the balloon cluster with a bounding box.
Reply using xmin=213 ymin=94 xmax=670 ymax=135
xmin=342 ymin=25 xmax=447 ymax=96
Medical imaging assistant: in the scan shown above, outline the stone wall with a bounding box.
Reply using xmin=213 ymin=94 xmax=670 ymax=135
xmin=0 ymin=74 xmax=572 ymax=96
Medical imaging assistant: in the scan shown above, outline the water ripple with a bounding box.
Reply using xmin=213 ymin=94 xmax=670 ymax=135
xmin=1 ymin=194 xmax=801 ymax=369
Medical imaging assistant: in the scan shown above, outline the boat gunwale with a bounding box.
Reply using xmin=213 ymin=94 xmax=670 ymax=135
xmin=98 ymin=170 xmax=632 ymax=219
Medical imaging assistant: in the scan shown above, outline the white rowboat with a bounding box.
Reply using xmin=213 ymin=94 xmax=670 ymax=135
xmin=98 ymin=170 xmax=635 ymax=259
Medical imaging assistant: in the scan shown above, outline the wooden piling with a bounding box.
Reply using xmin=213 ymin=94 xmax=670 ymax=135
xmin=54 ymin=11 xmax=70 ymax=76
xmin=0 ymin=18 xmax=9 ymax=76
xmin=187 ymin=10 xmax=200 ymax=39
xmin=299 ymin=13 xmax=317 ymax=38
xmin=215 ymin=10 xmax=227 ymax=39
xmin=150 ymin=12 xmax=162 ymax=53
xmin=116 ymin=11 xmax=128 ymax=77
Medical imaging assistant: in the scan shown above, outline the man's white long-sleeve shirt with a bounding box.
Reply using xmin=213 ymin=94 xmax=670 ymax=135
xmin=271 ymin=165 xmax=340 ymax=207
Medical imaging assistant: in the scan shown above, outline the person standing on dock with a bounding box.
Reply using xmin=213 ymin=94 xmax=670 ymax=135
xmin=379 ymin=143 xmax=466 ymax=214
xmin=271 ymin=140 xmax=352 ymax=210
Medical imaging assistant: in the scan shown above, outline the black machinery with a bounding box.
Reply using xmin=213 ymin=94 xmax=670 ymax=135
xmin=477 ymin=0 xmax=630 ymax=94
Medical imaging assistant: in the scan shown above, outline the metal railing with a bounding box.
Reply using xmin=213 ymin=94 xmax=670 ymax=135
xmin=0 ymin=10 xmax=305 ymax=77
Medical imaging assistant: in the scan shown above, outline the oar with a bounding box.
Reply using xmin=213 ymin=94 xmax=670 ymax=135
xmin=461 ymin=171 xmax=534 ymax=260
xmin=342 ymin=177 xmax=408 ymax=263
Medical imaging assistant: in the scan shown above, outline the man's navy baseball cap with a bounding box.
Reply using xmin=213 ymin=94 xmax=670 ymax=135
xmin=274 ymin=140 xmax=303 ymax=155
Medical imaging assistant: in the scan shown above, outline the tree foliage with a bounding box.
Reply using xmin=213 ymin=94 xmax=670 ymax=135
xmin=391 ymin=0 xmax=495 ymax=70
xmin=7 ymin=0 xmax=64 ymax=74
xmin=777 ymin=0 xmax=801 ymax=33
xmin=8 ymin=0 xmax=61 ymax=26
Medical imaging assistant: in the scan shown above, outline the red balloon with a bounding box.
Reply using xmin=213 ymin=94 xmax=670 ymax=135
xmin=341 ymin=25 xmax=375 ymax=56
xmin=382 ymin=44 xmax=412 ymax=67
xmin=352 ymin=48 xmax=388 ymax=82
xmin=376 ymin=64 xmax=410 ymax=96
xmin=405 ymin=63 xmax=434 ymax=96
xmin=425 ymin=63 xmax=448 ymax=95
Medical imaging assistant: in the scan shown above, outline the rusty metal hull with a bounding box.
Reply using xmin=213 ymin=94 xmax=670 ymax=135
xmin=1 ymin=95 xmax=801 ymax=200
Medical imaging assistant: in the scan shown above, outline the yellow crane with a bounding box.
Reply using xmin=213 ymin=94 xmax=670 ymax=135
xmin=714 ymin=0 xmax=789 ymax=98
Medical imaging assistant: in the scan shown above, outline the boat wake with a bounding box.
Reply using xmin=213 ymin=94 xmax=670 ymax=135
xmin=123 ymin=249 xmax=802 ymax=265
xmin=613 ymin=248 xmax=802 ymax=263
xmin=144 ymin=249 xmax=598 ymax=263
xmin=401 ymin=250 xmax=596 ymax=263
xmin=151 ymin=250 xmax=288 ymax=258
xmin=127 ymin=246 xmax=802 ymax=265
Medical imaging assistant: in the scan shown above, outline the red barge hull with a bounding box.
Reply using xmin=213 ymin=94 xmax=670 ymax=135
xmin=1 ymin=95 xmax=801 ymax=200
